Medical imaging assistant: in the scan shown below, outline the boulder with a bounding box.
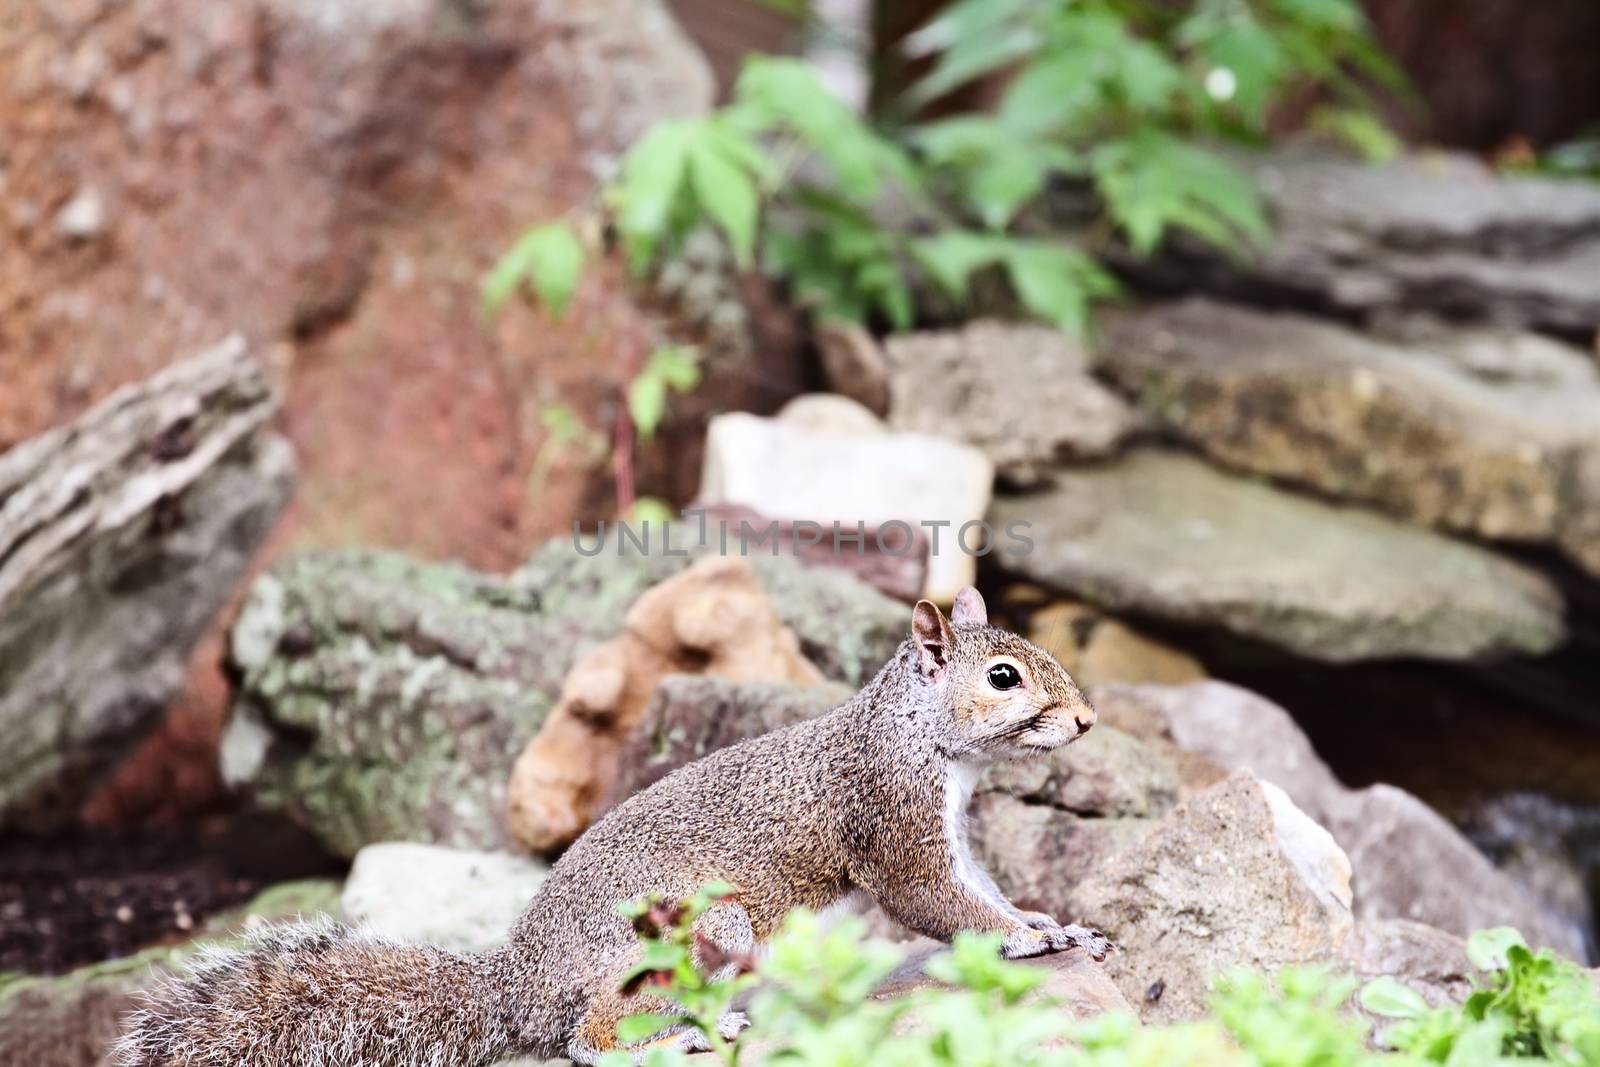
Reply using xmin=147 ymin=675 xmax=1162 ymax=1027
xmin=1070 ymin=774 xmax=1356 ymax=1022
xmin=989 ymin=448 xmax=1565 ymax=662
xmin=0 ymin=338 xmax=292 ymax=830
xmin=698 ymin=396 xmax=994 ymax=602
xmin=1101 ymin=300 xmax=1600 ymax=577
xmin=815 ymin=320 xmax=891 ymax=416
xmin=1113 ymin=150 xmax=1600 ymax=333
xmin=223 ymin=550 xmax=578 ymax=858
xmin=1331 ymin=785 xmax=1590 ymax=962
xmin=1349 ymin=919 xmax=1477 ymax=1010
xmin=507 ymin=556 xmax=824 ymax=852
xmin=224 ymin=540 xmax=905 ymax=856
xmin=1025 ymin=600 xmax=1207 ymax=687
xmin=883 ymin=320 xmax=1137 ymax=486
xmin=1091 ymin=681 xmax=1589 ymax=962
xmin=341 ymin=843 xmax=549 ymax=954
xmin=0 ymin=0 xmax=726 ymax=561
xmin=0 ymin=880 xmax=340 ymax=1067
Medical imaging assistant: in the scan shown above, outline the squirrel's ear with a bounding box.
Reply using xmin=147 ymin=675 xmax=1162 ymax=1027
xmin=912 ymin=599 xmax=955 ymax=676
xmin=950 ymin=587 xmax=987 ymax=627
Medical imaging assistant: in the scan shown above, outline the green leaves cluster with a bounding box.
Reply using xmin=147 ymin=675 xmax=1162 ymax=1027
xmin=488 ymin=1 xmax=1403 ymax=337
xmin=905 ymin=0 xmax=1400 ymax=254
xmin=1361 ymin=928 xmax=1600 ymax=1064
xmin=604 ymin=897 xmax=1600 ymax=1067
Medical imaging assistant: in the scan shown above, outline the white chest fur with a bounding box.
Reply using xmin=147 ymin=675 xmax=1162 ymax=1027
xmin=941 ymin=760 xmax=1021 ymax=920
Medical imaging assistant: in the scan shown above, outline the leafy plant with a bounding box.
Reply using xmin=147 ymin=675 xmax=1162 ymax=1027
xmin=1361 ymin=928 xmax=1600 ymax=1064
xmin=627 ymin=345 xmax=701 ymax=443
xmin=483 ymin=221 xmax=586 ymax=317
xmin=598 ymin=891 xmax=1600 ymax=1067
xmin=490 ymin=1 xmax=1401 ymax=338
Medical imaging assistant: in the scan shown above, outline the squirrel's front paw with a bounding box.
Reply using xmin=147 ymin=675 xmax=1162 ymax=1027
xmin=1001 ymin=925 xmax=1053 ymax=959
xmin=1053 ymin=923 xmax=1113 ymax=962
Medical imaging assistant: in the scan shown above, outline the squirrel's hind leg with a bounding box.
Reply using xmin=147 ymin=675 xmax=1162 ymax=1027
xmin=567 ymin=901 xmax=757 ymax=1065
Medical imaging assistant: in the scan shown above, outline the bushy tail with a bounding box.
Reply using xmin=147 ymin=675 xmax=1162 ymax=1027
xmin=115 ymin=920 xmax=520 ymax=1067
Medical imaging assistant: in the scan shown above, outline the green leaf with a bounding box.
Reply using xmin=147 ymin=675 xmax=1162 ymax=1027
xmin=1004 ymin=244 xmax=1094 ymax=336
xmin=1467 ymin=927 xmax=1526 ymax=972
xmin=1202 ymin=19 xmax=1284 ymax=125
xmin=616 ymin=1012 xmax=684 ymax=1044
xmin=905 ymin=24 xmax=1040 ymax=108
xmin=629 ymin=497 xmax=677 ymax=525
xmin=998 ymin=54 xmax=1096 ymax=133
xmin=628 ymin=346 xmax=701 ymax=442
xmin=1117 ymin=39 xmax=1186 ymax=114
xmin=649 ymin=345 xmax=702 ymax=392
xmin=1359 ymin=976 xmax=1429 ymax=1019
xmin=482 ymin=223 xmax=586 ymax=318
xmin=628 ymin=372 xmax=667 ymax=441
xmin=689 ymin=139 xmax=760 ymax=267
xmin=616 ymin=121 xmax=695 ymax=273
xmin=908 ymin=231 xmax=1006 ymax=299
xmin=1309 ymin=106 xmax=1402 ymax=162
xmin=967 ymin=149 xmax=1049 ymax=230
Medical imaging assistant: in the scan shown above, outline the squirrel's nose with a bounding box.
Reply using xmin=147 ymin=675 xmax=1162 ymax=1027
xmin=1073 ymin=714 xmax=1093 ymax=735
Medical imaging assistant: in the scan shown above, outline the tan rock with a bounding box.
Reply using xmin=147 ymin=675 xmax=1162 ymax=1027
xmin=1071 ymin=773 xmax=1355 ymax=1022
xmin=1027 ymin=601 xmax=1206 ymax=687
xmin=507 ymin=556 xmax=823 ymax=852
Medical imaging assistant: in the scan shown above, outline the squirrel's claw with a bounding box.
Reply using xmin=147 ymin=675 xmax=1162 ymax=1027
xmin=1057 ymin=924 xmax=1113 ymax=961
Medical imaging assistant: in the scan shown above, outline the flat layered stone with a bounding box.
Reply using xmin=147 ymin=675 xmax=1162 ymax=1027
xmin=989 ymin=449 xmax=1565 ymax=662
xmin=1102 ymin=299 xmax=1600 ymax=575
xmin=1116 ymin=150 xmax=1600 ymax=333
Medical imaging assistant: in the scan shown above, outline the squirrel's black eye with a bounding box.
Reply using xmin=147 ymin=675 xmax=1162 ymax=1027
xmin=987 ymin=663 xmax=1022 ymax=691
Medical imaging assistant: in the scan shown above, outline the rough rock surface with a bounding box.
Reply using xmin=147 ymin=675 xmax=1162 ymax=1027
xmin=341 ymin=843 xmax=549 ymax=954
xmin=0 ymin=339 xmax=292 ymax=830
xmin=883 ymin=320 xmax=1137 ymax=486
xmin=1102 ymin=300 xmax=1600 ymax=576
xmin=508 ymin=556 xmax=823 ymax=852
xmin=1091 ymin=681 xmax=1589 ymax=961
xmin=1118 ymin=150 xmax=1600 ymax=332
xmin=0 ymin=880 xmax=340 ymax=1067
xmin=698 ymin=395 xmax=994 ymax=601
xmin=224 ymin=538 xmax=905 ymax=856
xmin=2 ymin=0 xmax=804 ymax=824
xmin=0 ymin=0 xmax=718 ymax=556
xmin=1070 ymin=773 xmax=1356 ymax=1023
xmin=989 ymin=448 xmax=1565 ymax=662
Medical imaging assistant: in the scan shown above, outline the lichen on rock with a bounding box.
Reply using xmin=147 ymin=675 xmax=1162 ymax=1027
xmin=225 ymin=534 xmax=907 ymax=856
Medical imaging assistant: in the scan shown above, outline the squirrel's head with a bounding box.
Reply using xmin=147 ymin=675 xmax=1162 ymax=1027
xmin=904 ymin=587 xmax=1096 ymax=760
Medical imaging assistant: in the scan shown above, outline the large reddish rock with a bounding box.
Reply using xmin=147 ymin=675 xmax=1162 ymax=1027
xmin=2 ymin=0 xmax=803 ymax=821
xmin=1 ymin=0 xmax=726 ymax=563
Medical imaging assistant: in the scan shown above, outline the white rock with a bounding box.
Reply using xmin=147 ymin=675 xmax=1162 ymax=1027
xmin=698 ymin=396 xmax=994 ymax=602
xmin=53 ymin=186 xmax=105 ymax=239
xmin=341 ymin=842 xmax=549 ymax=954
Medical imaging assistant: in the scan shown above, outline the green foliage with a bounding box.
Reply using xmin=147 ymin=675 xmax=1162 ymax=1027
xmin=627 ymin=345 xmax=701 ymax=442
xmin=490 ymin=2 xmax=1403 ymax=335
xmin=903 ymin=0 xmax=1396 ymax=253
xmin=483 ymin=222 xmax=585 ymax=317
xmin=603 ymin=891 xmax=1600 ymax=1067
xmin=1363 ymin=928 xmax=1600 ymax=1064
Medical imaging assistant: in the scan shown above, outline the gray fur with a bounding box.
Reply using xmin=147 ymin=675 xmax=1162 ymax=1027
xmin=117 ymin=591 xmax=1105 ymax=1065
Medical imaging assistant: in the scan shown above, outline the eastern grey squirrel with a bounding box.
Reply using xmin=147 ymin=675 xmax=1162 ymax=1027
xmin=117 ymin=587 xmax=1109 ymax=1066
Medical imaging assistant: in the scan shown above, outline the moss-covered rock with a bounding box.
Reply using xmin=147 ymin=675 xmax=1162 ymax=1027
xmin=225 ymin=534 xmax=907 ymax=856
